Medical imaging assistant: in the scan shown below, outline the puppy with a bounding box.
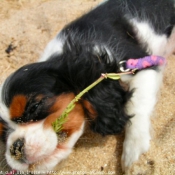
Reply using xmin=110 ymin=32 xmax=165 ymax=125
xmin=0 ymin=0 xmax=175 ymax=173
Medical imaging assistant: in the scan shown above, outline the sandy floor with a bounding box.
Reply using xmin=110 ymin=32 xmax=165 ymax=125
xmin=0 ymin=0 xmax=175 ymax=175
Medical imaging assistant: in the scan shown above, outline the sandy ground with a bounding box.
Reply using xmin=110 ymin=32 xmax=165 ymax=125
xmin=0 ymin=0 xmax=175 ymax=175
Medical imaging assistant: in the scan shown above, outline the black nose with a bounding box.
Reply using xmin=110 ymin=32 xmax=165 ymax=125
xmin=10 ymin=138 xmax=25 ymax=162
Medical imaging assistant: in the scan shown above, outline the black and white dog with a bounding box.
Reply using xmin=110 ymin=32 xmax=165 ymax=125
xmin=0 ymin=0 xmax=175 ymax=172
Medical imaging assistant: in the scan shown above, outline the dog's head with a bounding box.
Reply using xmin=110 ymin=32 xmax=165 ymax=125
xmin=0 ymin=61 xmax=87 ymax=171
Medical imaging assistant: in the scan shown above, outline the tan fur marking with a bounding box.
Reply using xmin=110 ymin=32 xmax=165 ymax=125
xmin=10 ymin=95 xmax=27 ymax=119
xmin=0 ymin=123 xmax=3 ymax=136
xmin=44 ymin=93 xmax=85 ymax=136
xmin=83 ymin=100 xmax=97 ymax=119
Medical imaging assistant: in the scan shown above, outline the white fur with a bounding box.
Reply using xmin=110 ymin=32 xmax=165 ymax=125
xmin=39 ymin=34 xmax=65 ymax=62
xmin=130 ymin=19 xmax=168 ymax=56
xmin=164 ymin=27 xmax=175 ymax=56
xmin=5 ymin=115 xmax=85 ymax=172
xmin=6 ymin=121 xmax=58 ymax=170
xmin=0 ymin=85 xmax=10 ymax=120
xmin=121 ymin=68 xmax=163 ymax=170
xmin=34 ymin=122 xmax=85 ymax=171
xmin=121 ymin=19 xmax=175 ymax=171
xmin=0 ymin=84 xmax=17 ymax=129
xmin=129 ymin=19 xmax=175 ymax=57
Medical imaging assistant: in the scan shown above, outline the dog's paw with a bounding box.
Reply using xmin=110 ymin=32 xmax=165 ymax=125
xmin=121 ymin=134 xmax=150 ymax=172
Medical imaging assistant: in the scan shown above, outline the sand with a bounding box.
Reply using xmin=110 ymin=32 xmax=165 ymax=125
xmin=0 ymin=0 xmax=175 ymax=175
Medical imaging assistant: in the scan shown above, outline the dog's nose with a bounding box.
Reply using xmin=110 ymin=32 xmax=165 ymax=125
xmin=10 ymin=138 xmax=25 ymax=162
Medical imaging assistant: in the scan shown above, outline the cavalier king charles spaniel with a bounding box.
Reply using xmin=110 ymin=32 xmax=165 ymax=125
xmin=0 ymin=0 xmax=175 ymax=173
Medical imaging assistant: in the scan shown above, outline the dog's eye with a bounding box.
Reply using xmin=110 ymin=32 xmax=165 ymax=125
xmin=29 ymin=103 xmax=40 ymax=113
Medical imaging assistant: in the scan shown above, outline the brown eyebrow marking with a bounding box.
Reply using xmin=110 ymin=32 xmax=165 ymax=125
xmin=10 ymin=95 xmax=27 ymax=119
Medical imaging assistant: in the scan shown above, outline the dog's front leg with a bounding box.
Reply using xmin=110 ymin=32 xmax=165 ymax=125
xmin=121 ymin=68 xmax=163 ymax=171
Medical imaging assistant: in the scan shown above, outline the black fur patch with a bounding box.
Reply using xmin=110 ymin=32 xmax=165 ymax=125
xmin=2 ymin=0 xmax=175 ymax=135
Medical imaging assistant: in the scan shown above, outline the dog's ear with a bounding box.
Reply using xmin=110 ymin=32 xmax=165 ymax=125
xmin=3 ymin=61 xmax=61 ymax=107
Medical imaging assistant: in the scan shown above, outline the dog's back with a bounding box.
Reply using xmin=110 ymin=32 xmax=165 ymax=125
xmin=41 ymin=0 xmax=175 ymax=62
